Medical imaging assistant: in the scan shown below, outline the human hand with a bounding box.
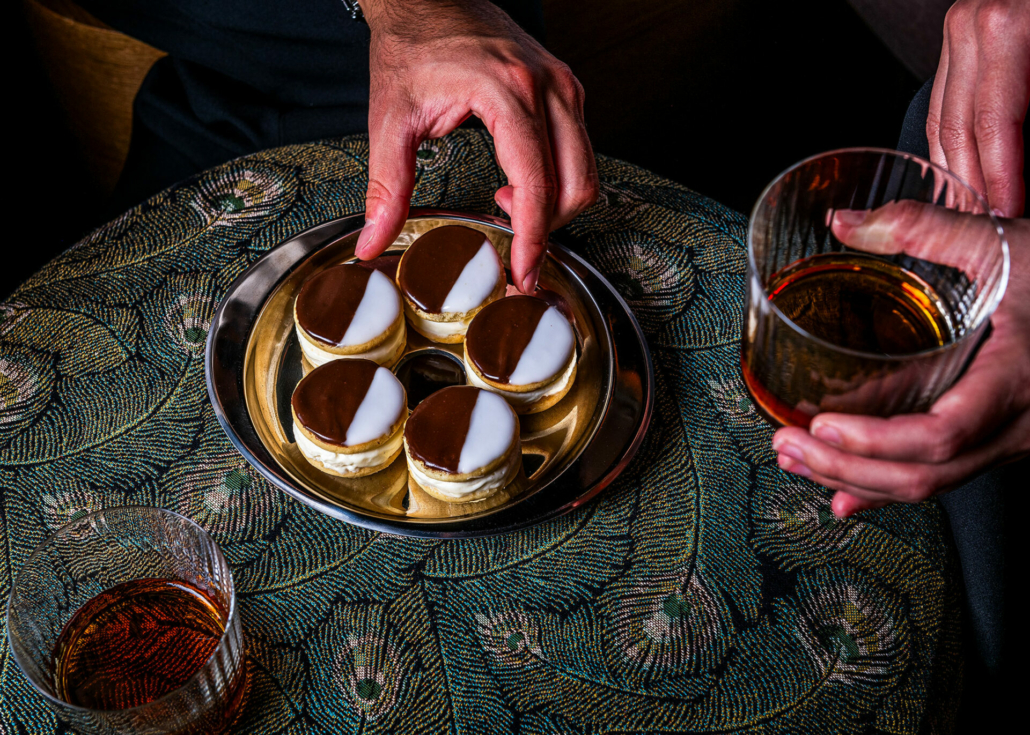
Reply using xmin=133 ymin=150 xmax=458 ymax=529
xmin=927 ymin=0 xmax=1030 ymax=217
xmin=772 ymin=202 xmax=1029 ymax=517
xmin=355 ymin=0 xmax=598 ymax=293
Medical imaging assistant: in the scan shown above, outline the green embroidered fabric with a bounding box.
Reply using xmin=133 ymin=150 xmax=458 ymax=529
xmin=0 ymin=131 xmax=961 ymax=733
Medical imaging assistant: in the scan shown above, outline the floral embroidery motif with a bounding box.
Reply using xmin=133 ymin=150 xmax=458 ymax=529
xmin=794 ymin=576 xmax=901 ymax=686
xmin=756 ymin=480 xmax=861 ymax=555
xmin=708 ymin=376 xmax=762 ymax=427
xmin=335 ymin=635 xmax=402 ymax=721
xmin=587 ymin=238 xmax=692 ymax=330
xmin=415 ymin=138 xmax=453 ymax=172
xmin=0 ymin=358 xmax=37 ymax=429
xmin=611 ymin=568 xmax=731 ymax=679
xmin=165 ymin=295 xmax=216 ymax=354
xmin=597 ymin=182 xmax=654 ymax=222
xmin=192 ymin=168 xmax=287 ymax=227
xmin=175 ymin=451 xmax=278 ymax=536
xmin=39 ymin=489 xmax=102 ymax=531
xmin=475 ymin=611 xmax=546 ymax=668
xmin=0 ymin=303 xmax=30 ymax=337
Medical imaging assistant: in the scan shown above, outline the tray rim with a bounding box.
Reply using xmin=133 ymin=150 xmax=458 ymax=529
xmin=205 ymin=209 xmax=654 ymax=538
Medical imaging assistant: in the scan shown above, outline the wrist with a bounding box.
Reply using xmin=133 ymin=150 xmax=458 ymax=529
xmin=361 ymin=0 xmax=507 ymax=35
xmin=360 ymin=0 xmax=442 ymax=28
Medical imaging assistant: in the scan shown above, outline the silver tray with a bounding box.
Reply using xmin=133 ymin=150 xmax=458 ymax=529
xmin=205 ymin=210 xmax=653 ymax=538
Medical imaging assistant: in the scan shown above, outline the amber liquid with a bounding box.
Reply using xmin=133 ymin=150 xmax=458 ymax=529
xmin=54 ymin=578 xmax=229 ymax=711
xmin=743 ymin=253 xmax=954 ymax=427
xmin=767 ymin=253 xmax=951 ymax=354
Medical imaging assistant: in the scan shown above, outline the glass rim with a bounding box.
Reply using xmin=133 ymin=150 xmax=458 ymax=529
xmin=5 ymin=505 xmax=240 ymax=716
xmin=747 ymin=146 xmax=1011 ymax=362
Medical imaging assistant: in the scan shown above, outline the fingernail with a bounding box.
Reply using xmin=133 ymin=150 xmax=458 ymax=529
xmin=832 ymin=494 xmax=854 ymax=518
xmin=812 ymin=423 xmax=842 ymax=447
xmin=991 ymin=207 xmax=1006 ymax=219
xmin=792 ymin=464 xmax=812 ymax=478
xmin=835 ymin=209 xmax=868 ymax=227
xmin=522 ymin=267 xmax=540 ymax=294
xmin=777 ymin=443 xmax=805 ymax=462
xmin=778 ymin=454 xmax=812 ymax=478
xmin=355 ymin=219 xmax=377 ymax=258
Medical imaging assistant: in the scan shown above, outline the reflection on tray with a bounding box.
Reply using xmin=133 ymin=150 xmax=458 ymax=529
xmin=279 ymin=326 xmax=582 ymax=518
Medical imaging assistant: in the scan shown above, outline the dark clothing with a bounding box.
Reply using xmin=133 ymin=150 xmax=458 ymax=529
xmin=899 ymin=76 xmax=1026 ymax=729
xmin=79 ymin=1 xmax=543 ymax=213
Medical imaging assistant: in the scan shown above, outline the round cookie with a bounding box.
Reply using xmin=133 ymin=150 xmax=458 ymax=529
xmin=403 ymin=386 xmax=521 ymax=503
xmin=396 ymin=225 xmax=506 ymax=343
xmin=464 ymin=295 xmax=578 ymax=414
xmin=292 ymin=359 xmax=407 ymax=478
xmin=295 ymin=263 xmax=406 ymax=368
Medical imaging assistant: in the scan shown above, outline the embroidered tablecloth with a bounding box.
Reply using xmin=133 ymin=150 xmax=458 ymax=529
xmin=0 ymin=130 xmax=960 ymax=734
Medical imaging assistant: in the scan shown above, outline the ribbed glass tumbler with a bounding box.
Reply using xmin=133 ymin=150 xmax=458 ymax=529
xmin=742 ymin=147 xmax=1009 ymax=427
xmin=6 ymin=507 xmax=247 ymax=735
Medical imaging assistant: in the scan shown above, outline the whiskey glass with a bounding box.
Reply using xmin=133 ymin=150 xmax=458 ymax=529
xmin=742 ymin=148 xmax=1009 ymax=427
xmin=6 ymin=506 xmax=247 ymax=735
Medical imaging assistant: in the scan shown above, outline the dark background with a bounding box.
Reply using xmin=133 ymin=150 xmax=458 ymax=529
xmin=7 ymin=0 xmax=921 ymax=299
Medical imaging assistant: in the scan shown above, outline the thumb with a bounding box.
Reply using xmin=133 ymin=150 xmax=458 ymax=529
xmin=357 ymin=115 xmax=420 ymax=259
xmin=830 ymin=199 xmax=1003 ymax=279
xmin=495 ymin=185 xmax=514 ymax=217
xmin=832 ymin=490 xmax=884 ymax=518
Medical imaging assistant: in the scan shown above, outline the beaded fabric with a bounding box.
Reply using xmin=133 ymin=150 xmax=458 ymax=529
xmin=0 ymin=130 xmax=961 ymax=733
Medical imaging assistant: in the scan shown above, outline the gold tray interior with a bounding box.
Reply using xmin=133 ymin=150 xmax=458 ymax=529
xmin=243 ymin=217 xmax=611 ymax=523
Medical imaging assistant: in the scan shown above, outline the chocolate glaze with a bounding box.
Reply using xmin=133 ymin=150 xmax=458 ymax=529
xmin=398 ymin=226 xmax=493 ymax=313
xmin=295 ymin=264 xmax=374 ymax=346
xmin=292 ymin=359 xmax=379 ymax=445
xmin=404 ymin=385 xmax=482 ymax=473
xmin=532 ymin=287 xmax=576 ymax=326
xmin=466 ymin=296 xmax=550 ymax=383
xmin=502 ymin=285 xmax=574 ymax=325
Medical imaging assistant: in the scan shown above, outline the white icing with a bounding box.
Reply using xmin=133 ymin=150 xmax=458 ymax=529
xmin=295 ymin=423 xmax=403 ymax=473
xmin=341 ymin=269 xmax=401 ymax=346
xmin=457 ymin=390 xmax=516 ymax=474
xmin=297 ymin=320 xmax=405 ymax=367
xmin=407 ymin=449 xmax=518 ymax=499
xmin=345 ymin=367 xmax=406 ymax=446
xmin=441 ymin=241 xmax=501 ymax=314
xmin=466 ymin=352 xmax=576 ymax=409
xmin=404 ymin=304 xmax=472 ymax=339
xmin=508 ymin=306 xmax=576 ymax=385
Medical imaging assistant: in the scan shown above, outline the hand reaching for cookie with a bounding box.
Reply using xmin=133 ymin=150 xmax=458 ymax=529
xmin=354 ymin=0 xmax=599 ymax=294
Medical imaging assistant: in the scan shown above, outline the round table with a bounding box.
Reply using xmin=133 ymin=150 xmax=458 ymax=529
xmin=0 ymin=131 xmax=961 ymax=733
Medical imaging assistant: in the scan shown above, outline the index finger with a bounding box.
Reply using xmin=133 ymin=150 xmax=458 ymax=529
xmin=357 ymin=110 xmax=420 ymax=259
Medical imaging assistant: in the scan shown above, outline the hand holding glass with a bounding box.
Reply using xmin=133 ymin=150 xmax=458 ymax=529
xmin=742 ymin=148 xmax=1008 ymax=428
